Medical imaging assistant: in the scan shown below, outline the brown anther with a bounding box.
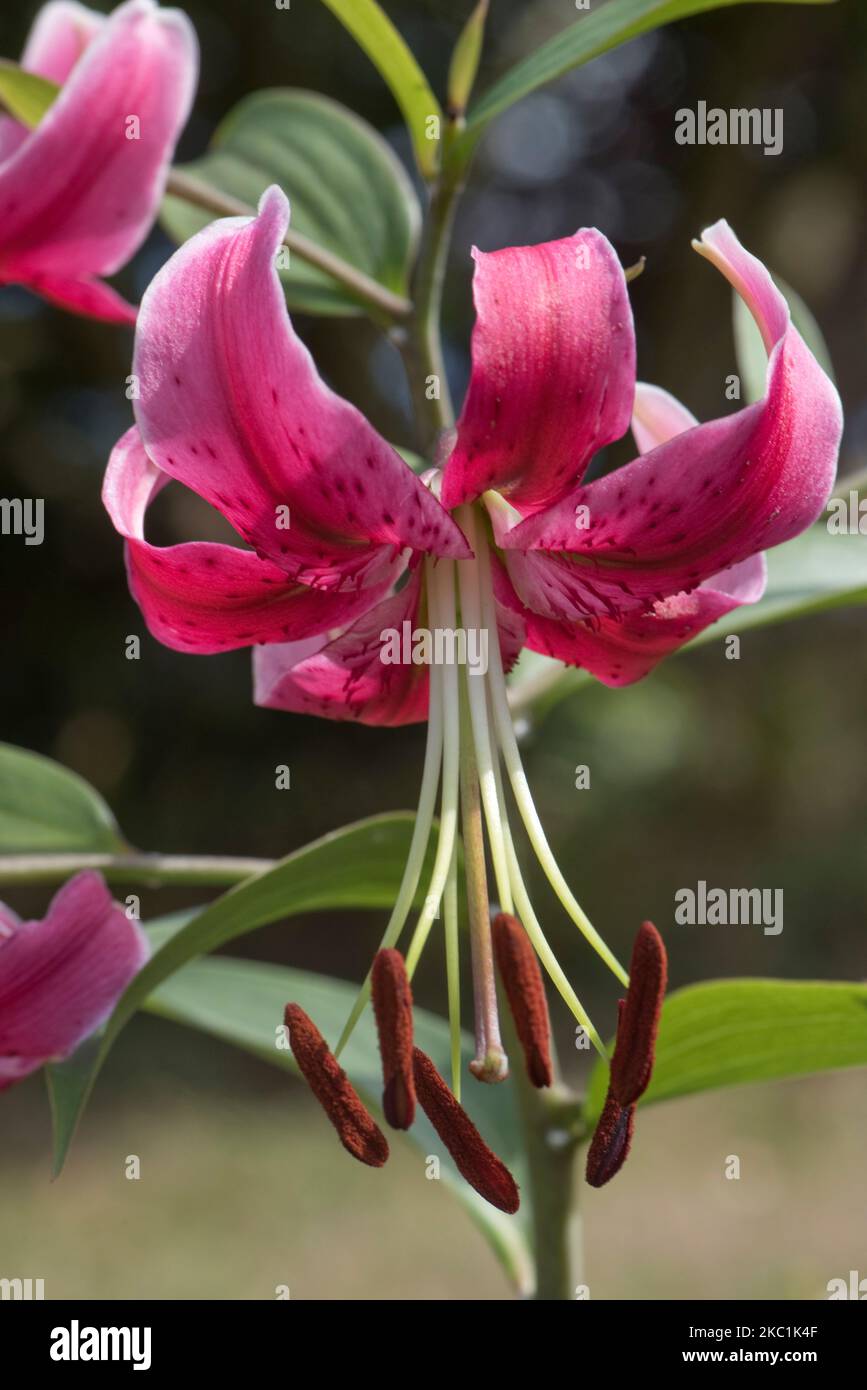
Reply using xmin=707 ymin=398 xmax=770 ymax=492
xmin=371 ymin=948 xmax=415 ymax=1129
xmin=610 ymin=921 xmax=667 ymax=1107
xmin=585 ymin=1093 xmax=635 ymax=1188
xmin=492 ymin=913 xmax=553 ymax=1088
xmin=284 ymin=1003 xmax=389 ymax=1168
xmin=412 ymin=1047 xmax=520 ymax=1214
xmin=584 ymin=922 xmax=667 ymax=1189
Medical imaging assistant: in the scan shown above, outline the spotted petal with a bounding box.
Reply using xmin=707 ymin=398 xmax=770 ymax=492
xmin=0 ymin=0 xmax=198 ymax=323
xmin=104 ymin=426 xmax=395 ymax=654
xmin=502 ymin=223 xmax=841 ymax=621
xmin=133 ymin=184 xmax=470 ymax=594
xmin=441 ymin=230 xmax=635 ymax=513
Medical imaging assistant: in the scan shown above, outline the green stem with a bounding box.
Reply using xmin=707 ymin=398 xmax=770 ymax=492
xmin=0 ymin=851 xmax=271 ymax=888
xmin=400 ymin=168 xmax=463 ymax=449
xmin=164 ymin=169 xmax=412 ymax=323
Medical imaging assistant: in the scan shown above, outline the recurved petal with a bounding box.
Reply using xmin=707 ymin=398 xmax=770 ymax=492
xmin=493 ymin=552 xmax=766 ymax=687
xmin=104 ymin=426 xmax=395 ymax=654
xmin=133 ymin=184 xmax=470 ymax=590
xmin=0 ymin=1 xmax=103 ymax=163
xmin=503 ymin=223 xmax=841 ymax=614
xmin=0 ymin=0 xmax=198 ymax=296
xmin=0 ymin=872 xmax=149 ymax=1090
xmin=441 ymin=230 xmax=635 ymax=513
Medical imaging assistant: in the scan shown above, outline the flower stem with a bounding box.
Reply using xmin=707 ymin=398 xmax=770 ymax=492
xmin=0 ymin=851 xmax=272 ymax=888
xmin=164 ymin=169 xmax=412 ymax=323
xmin=400 ymin=169 xmax=463 ymax=449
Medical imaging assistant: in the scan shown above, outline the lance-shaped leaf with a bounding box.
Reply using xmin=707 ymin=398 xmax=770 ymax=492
xmin=455 ymin=0 xmax=837 ymax=163
xmin=161 ymin=89 xmax=420 ymax=316
xmin=584 ymin=978 xmax=867 ymax=1127
xmin=145 ymin=955 xmax=533 ymax=1293
xmin=45 ymin=814 xmax=436 ymax=1176
xmin=318 ymin=0 xmax=442 ymax=178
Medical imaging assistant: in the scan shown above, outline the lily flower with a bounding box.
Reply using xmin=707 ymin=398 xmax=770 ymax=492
xmin=0 ymin=871 xmax=149 ymax=1089
xmin=0 ymin=0 xmax=197 ymax=323
xmin=102 ymin=186 xmax=840 ymax=1200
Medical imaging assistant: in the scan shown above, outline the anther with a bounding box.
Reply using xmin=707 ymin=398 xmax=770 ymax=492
xmin=284 ymin=1003 xmax=389 ymax=1167
xmin=371 ymin=948 xmax=415 ymax=1129
xmin=492 ymin=913 xmax=553 ymax=1088
xmin=412 ymin=1047 xmax=520 ymax=1214
xmin=584 ymin=922 xmax=667 ymax=1188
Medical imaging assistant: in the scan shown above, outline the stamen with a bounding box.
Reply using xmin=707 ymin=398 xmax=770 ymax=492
xmin=610 ymin=921 xmax=667 ymax=1107
xmin=284 ymin=1004 xmax=389 ymax=1168
xmin=412 ymin=1047 xmax=520 ymax=1214
xmin=371 ymin=948 xmax=416 ymax=1129
xmin=492 ymin=912 xmax=553 ymax=1088
xmin=584 ymin=921 xmax=668 ymax=1187
xmin=585 ymin=1093 xmax=635 ymax=1188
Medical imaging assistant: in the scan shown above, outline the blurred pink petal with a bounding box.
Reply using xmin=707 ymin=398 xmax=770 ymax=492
xmin=0 ymin=0 xmax=198 ymax=322
xmin=0 ymin=872 xmax=149 ymax=1090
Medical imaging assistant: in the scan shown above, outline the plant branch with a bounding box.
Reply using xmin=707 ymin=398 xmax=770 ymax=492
xmin=165 ymin=169 xmax=412 ymax=322
xmin=0 ymin=852 xmax=272 ymax=888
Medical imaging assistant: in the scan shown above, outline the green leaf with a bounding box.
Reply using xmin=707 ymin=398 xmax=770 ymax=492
xmin=0 ymin=60 xmax=59 ymax=127
xmin=161 ymin=89 xmax=421 ymax=317
xmin=734 ymin=274 xmax=836 ymax=405
xmin=318 ymin=0 xmax=442 ymax=179
xmin=585 ymin=978 xmax=867 ymax=1126
xmin=145 ymin=955 xmax=532 ymax=1292
xmin=457 ymin=0 xmax=836 ymax=160
xmin=447 ymin=0 xmax=489 ymax=118
xmin=0 ymin=743 xmax=125 ymax=854
xmin=46 ymin=814 xmax=434 ymax=1176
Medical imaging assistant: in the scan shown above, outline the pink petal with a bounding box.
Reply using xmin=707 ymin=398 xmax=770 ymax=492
xmin=104 ymin=426 xmax=397 ymax=653
xmin=0 ymin=1 xmax=104 ymax=163
xmin=133 ymin=185 xmax=470 ymax=592
xmin=15 ymin=267 xmax=137 ymax=323
xmin=441 ymin=230 xmax=635 ymax=512
xmin=0 ymin=0 xmax=198 ymax=306
xmin=502 ymin=222 xmax=842 ymax=619
xmin=0 ymin=871 xmax=149 ymax=1090
xmin=255 ymin=570 xmax=525 ymax=726
xmin=631 ymin=382 xmax=697 ymax=454
xmin=494 ymin=553 xmax=766 ymax=688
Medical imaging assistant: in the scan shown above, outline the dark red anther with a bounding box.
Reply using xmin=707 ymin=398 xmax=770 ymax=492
xmin=284 ymin=1003 xmax=389 ymax=1168
xmin=585 ymin=1094 xmax=635 ymax=1188
xmin=492 ymin=913 xmax=553 ymax=1088
xmin=609 ymin=921 xmax=667 ymax=1107
xmin=584 ymin=922 xmax=667 ymax=1188
xmin=412 ymin=1047 xmax=520 ymax=1214
xmin=371 ymin=948 xmax=416 ymax=1129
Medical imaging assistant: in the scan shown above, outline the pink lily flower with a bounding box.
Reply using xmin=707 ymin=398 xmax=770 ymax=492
xmin=101 ymin=186 xmax=841 ymax=1196
xmin=0 ymin=0 xmax=197 ymax=323
xmin=0 ymin=871 xmax=149 ymax=1089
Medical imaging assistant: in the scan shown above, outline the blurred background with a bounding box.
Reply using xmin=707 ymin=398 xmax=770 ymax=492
xmin=1 ymin=0 xmax=866 ymax=1299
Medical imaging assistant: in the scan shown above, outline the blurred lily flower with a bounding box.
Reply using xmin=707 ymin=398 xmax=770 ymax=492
xmin=0 ymin=872 xmax=149 ymax=1089
xmin=0 ymin=0 xmax=197 ymax=322
xmin=102 ymin=185 xmax=840 ymax=1195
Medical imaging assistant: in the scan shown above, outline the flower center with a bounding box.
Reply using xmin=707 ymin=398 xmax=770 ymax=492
xmin=335 ymin=497 xmax=628 ymax=1092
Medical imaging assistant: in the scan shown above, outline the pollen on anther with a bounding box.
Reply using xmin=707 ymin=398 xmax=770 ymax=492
xmin=283 ymin=1003 xmax=389 ymax=1167
xmin=492 ymin=913 xmax=553 ymax=1088
xmin=371 ymin=948 xmax=416 ymax=1129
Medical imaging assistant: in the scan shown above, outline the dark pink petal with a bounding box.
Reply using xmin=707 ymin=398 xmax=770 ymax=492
xmin=254 ymin=570 xmax=525 ymax=725
xmin=441 ymin=231 xmax=635 ymax=513
xmin=0 ymin=1 xmax=103 ymax=163
xmin=133 ymin=185 xmax=470 ymax=591
xmin=104 ymin=426 xmax=395 ymax=654
xmin=0 ymin=872 xmax=149 ymax=1090
xmin=493 ymin=553 xmax=766 ymax=687
xmin=0 ymin=0 xmax=198 ymax=316
xmin=502 ymin=222 xmax=842 ymax=616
